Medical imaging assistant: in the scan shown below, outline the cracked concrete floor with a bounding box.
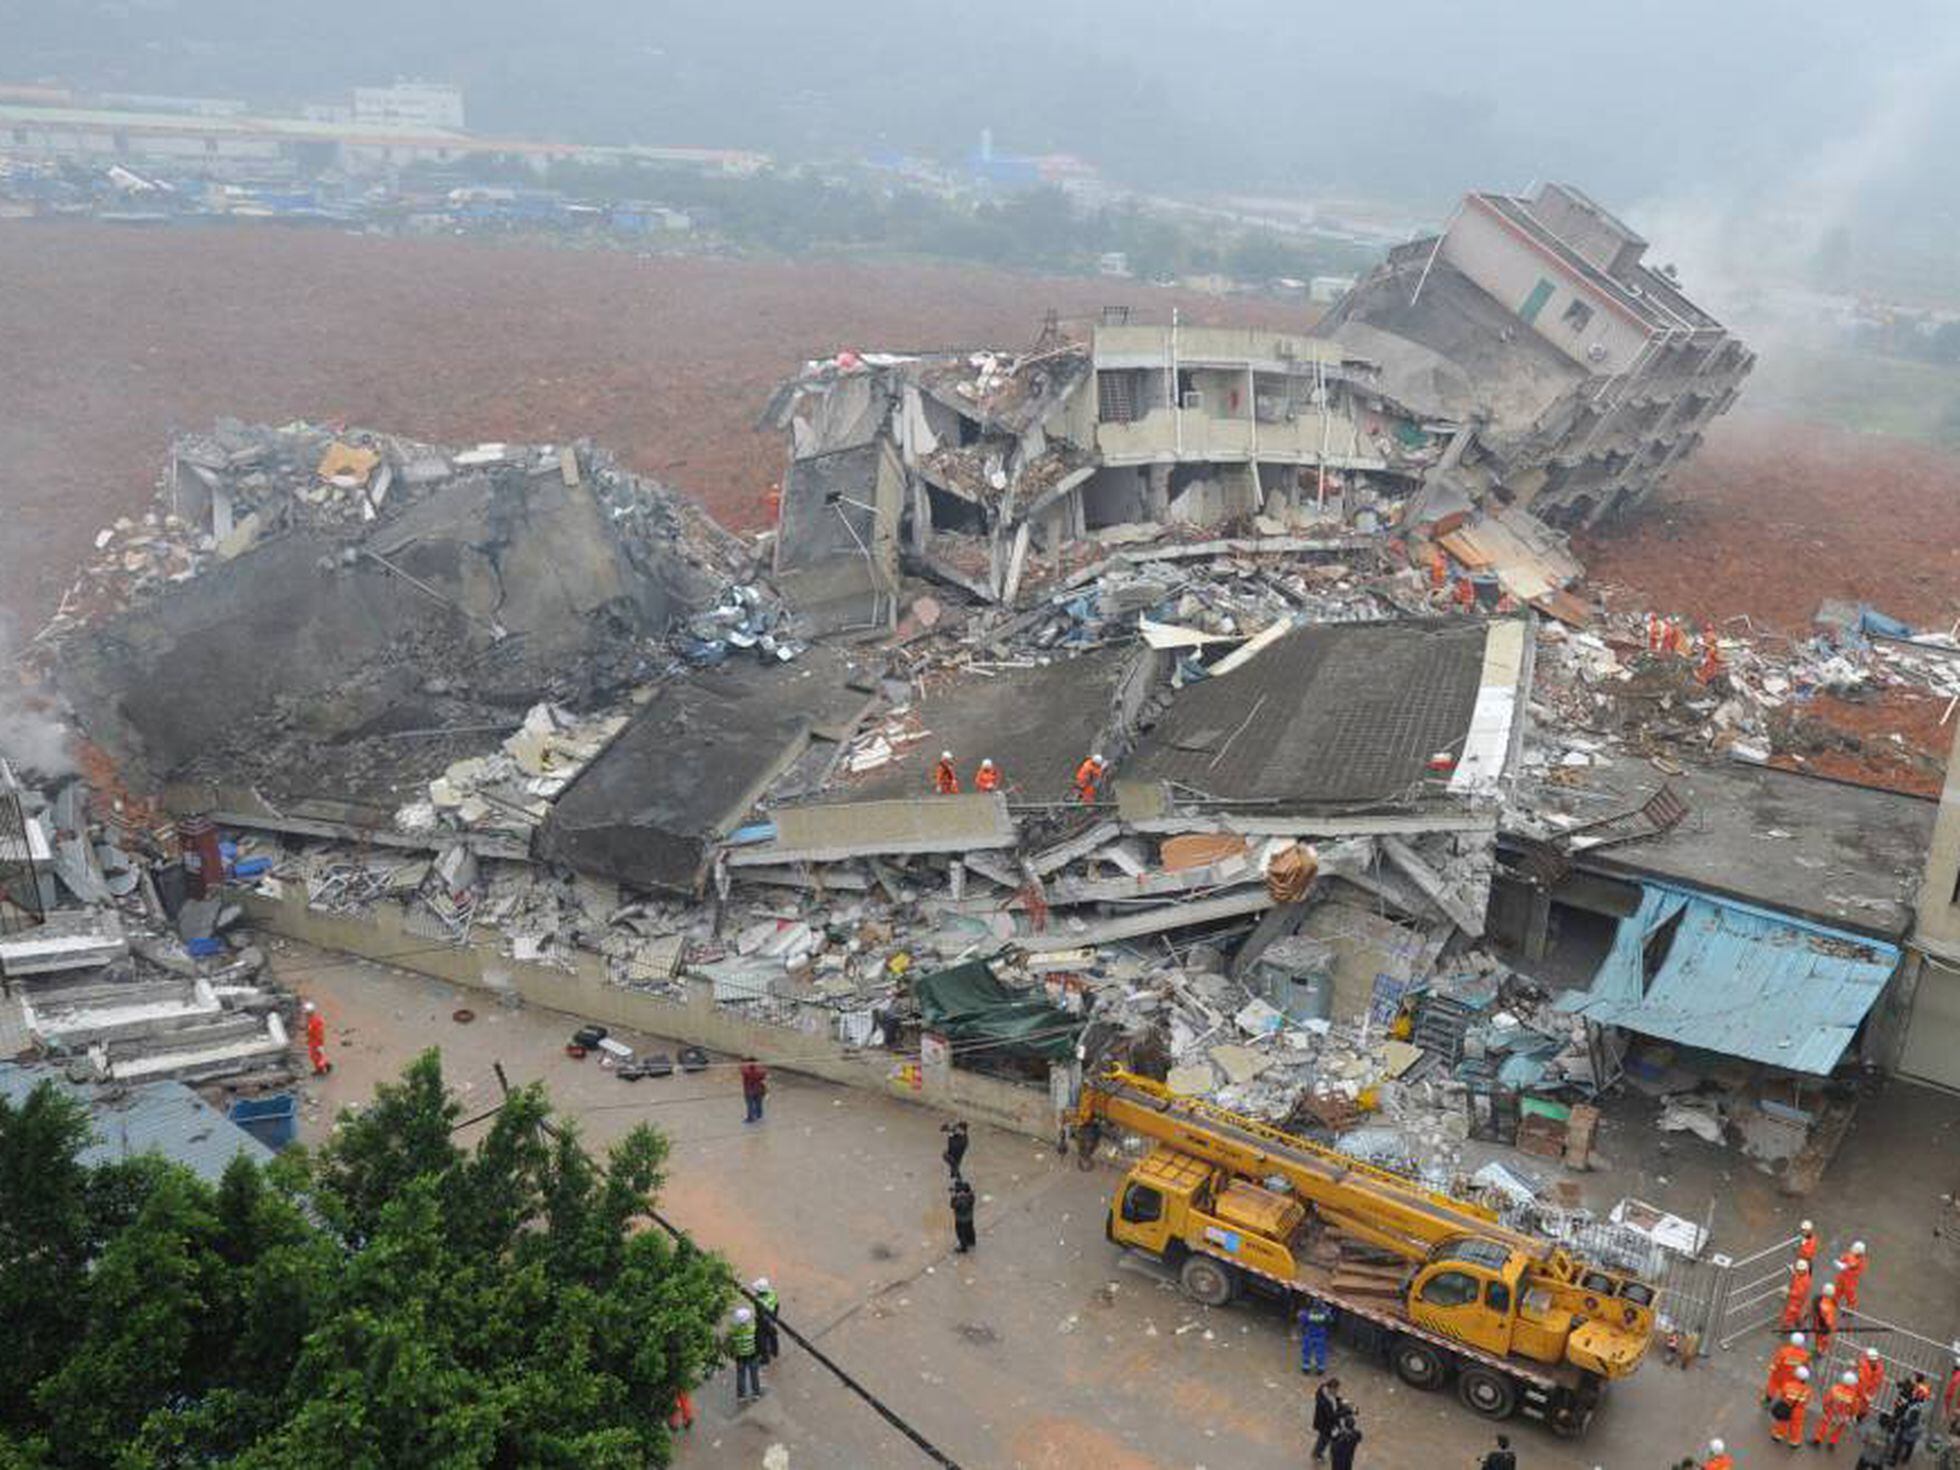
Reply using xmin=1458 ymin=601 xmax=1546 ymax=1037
xmin=276 ymin=938 xmax=1960 ymax=1469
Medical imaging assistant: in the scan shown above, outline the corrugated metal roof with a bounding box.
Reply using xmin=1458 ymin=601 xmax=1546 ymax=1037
xmin=0 ymin=1064 xmax=274 ymax=1183
xmin=1565 ymin=887 xmax=1900 ymax=1074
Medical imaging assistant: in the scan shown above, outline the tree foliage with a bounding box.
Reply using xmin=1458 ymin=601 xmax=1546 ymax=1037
xmin=0 ymin=1052 xmax=733 ymax=1469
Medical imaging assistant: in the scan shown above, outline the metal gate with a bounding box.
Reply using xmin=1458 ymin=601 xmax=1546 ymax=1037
xmin=1713 ymin=1232 xmax=1803 ymax=1350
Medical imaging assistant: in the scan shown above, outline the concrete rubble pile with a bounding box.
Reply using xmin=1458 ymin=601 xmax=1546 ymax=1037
xmin=0 ymin=759 xmax=292 ymax=1087
xmin=1522 ymin=598 xmax=1958 ymax=783
xmin=40 ymin=420 xmax=777 ymax=857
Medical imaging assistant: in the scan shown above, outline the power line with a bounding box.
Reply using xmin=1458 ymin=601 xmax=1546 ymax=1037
xmin=482 ymin=1064 xmax=964 ymax=1469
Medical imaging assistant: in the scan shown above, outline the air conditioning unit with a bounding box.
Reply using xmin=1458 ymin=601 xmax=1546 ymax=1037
xmin=1181 ymin=391 xmax=1203 ymax=410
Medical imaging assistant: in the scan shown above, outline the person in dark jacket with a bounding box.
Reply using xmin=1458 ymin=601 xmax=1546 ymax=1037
xmin=942 ymin=1120 xmax=969 ymax=1181
xmin=1478 ymin=1433 xmax=1516 ymax=1470
xmin=950 ymin=1179 xmax=977 ymax=1252
xmin=1328 ymin=1409 xmax=1362 ymax=1470
xmin=1310 ymin=1377 xmax=1346 ymax=1460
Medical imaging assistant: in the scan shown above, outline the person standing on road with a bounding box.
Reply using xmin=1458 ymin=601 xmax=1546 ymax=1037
xmin=728 ymin=1306 xmax=763 ymax=1405
xmin=950 ymin=1178 xmax=977 ymax=1253
xmin=942 ymin=1120 xmax=969 ymax=1182
xmin=1327 ymin=1409 xmax=1362 ymax=1470
xmin=1297 ymin=1296 xmax=1334 ymax=1375
xmin=1701 ymin=1437 xmax=1733 ymax=1470
xmin=303 ymin=1000 xmax=332 ymax=1075
xmin=740 ymin=1056 xmax=768 ymax=1124
xmin=1309 ymin=1377 xmax=1345 ymax=1460
xmin=1854 ymin=1410 xmax=1893 ymax=1469
xmin=1889 ymin=1376 xmax=1928 ymax=1463
xmin=1478 ymin=1432 xmax=1516 ymax=1470
xmin=751 ymin=1277 xmax=780 ymax=1363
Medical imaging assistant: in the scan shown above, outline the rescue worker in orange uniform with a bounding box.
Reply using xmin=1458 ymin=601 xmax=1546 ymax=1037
xmin=1702 ymin=1437 xmax=1732 ymax=1470
xmin=1833 ymin=1241 xmax=1867 ymax=1311
xmin=1812 ymin=1280 xmax=1840 ymax=1355
xmin=1451 ymin=575 xmax=1476 ymax=610
xmin=1857 ymin=1346 xmax=1886 ymax=1419
xmin=1428 ymin=552 xmax=1448 ymax=591
xmin=1695 ymin=628 xmax=1724 ymax=685
xmin=1073 ymin=753 xmax=1107 ymax=804
xmin=1782 ymin=1259 xmax=1814 ymax=1331
xmin=303 ymin=1000 xmax=331 ymax=1075
xmin=1815 ymin=1369 xmax=1861 ymax=1447
xmin=973 ymin=758 xmax=1001 ymax=793
xmin=932 ymin=751 xmax=960 ymax=795
xmin=1942 ymin=1345 xmax=1960 ymax=1429
xmin=1772 ymin=1364 xmax=1813 ymax=1446
xmin=1766 ymin=1332 xmax=1810 ymax=1404
xmin=1796 ymin=1219 xmax=1819 ymax=1268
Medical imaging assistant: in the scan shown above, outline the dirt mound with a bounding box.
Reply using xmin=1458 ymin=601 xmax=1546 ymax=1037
xmin=0 ymin=222 xmax=1316 ymax=632
xmin=1580 ymin=413 xmax=1960 ymax=637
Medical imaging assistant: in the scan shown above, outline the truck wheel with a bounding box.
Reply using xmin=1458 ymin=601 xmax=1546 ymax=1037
xmin=1457 ymin=1366 xmax=1517 ymax=1420
xmin=1391 ymin=1338 xmax=1447 ymax=1391
xmin=1179 ymin=1255 xmax=1239 ymax=1307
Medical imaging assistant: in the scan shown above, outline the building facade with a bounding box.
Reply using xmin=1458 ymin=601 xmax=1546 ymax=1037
xmin=1323 ymin=182 xmax=1753 ymax=528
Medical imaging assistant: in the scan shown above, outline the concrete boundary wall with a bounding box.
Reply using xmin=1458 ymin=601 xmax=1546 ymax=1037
xmin=239 ymin=891 xmax=1059 ymax=1139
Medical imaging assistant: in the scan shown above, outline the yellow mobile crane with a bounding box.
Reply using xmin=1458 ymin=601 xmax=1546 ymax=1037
xmin=1074 ymin=1068 xmax=1655 ymax=1436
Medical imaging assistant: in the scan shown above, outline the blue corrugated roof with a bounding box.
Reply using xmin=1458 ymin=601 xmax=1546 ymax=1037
xmin=1562 ymin=885 xmax=1900 ymax=1074
xmin=0 ymin=1065 xmax=274 ymax=1183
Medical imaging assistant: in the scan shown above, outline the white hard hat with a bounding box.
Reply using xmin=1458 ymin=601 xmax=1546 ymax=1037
xmin=1791 ymin=1332 xmax=1806 ymax=1347
xmin=979 ymin=758 xmax=994 ymax=767
xmin=1823 ymin=1283 xmax=1836 ymax=1296
xmin=302 ymin=1001 xmax=316 ymax=1012
xmin=1800 ymin=1219 xmax=1814 ymax=1233
xmin=1794 ymin=1256 xmax=1811 ymax=1271
xmin=941 ymin=750 xmax=953 ymax=760
xmin=733 ymin=1306 xmax=753 ymax=1324
xmin=1867 ymin=1347 xmax=1881 ymax=1360
xmin=752 ymin=1276 xmax=770 ymax=1292
xmin=1852 ymin=1240 xmax=1866 ymax=1253
xmin=1091 ymin=752 xmax=1104 ymax=763
xmin=1843 ymin=1371 xmax=1859 ymax=1386
xmin=1796 ymin=1365 xmax=1811 ymax=1381
xmin=1708 ymin=1441 xmax=1725 ymax=1455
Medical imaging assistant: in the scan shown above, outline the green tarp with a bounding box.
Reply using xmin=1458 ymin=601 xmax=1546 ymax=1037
xmin=913 ymin=959 xmax=1084 ymax=1063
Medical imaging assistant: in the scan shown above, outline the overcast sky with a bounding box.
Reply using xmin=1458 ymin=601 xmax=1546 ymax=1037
xmin=17 ymin=0 xmax=1960 ymax=292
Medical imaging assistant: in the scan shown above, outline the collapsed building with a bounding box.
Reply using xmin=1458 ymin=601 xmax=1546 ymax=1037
xmin=1321 ymin=182 xmax=1754 ymax=528
xmin=765 ymin=184 xmax=1750 ymax=636
xmin=24 ymin=183 xmax=1960 ymax=1212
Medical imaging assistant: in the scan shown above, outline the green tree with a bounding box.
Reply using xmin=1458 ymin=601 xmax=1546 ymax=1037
xmin=0 ymin=1084 xmax=94 ymax=1430
xmin=0 ymin=1052 xmax=733 ymax=1469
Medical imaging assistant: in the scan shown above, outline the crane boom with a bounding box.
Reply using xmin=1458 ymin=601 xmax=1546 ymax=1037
xmin=1078 ymin=1068 xmax=1553 ymax=1265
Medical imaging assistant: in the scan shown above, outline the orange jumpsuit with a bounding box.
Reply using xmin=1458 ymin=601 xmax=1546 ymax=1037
xmin=1797 ymin=1231 xmax=1819 ymax=1268
xmin=974 ymin=763 xmax=1001 ymax=792
xmin=932 ymin=759 xmax=960 ymax=795
xmin=1705 ymin=1456 xmax=1733 ymax=1470
xmin=1772 ymin=1376 xmax=1812 ymax=1445
xmin=1833 ymin=1251 xmax=1865 ymax=1311
xmin=1858 ymin=1356 xmax=1886 ymax=1418
xmin=305 ymin=1009 xmax=330 ymax=1075
xmin=1815 ymin=1380 xmax=1860 ymax=1445
xmin=1781 ymin=1265 xmax=1813 ymax=1329
xmin=1766 ymin=1342 xmax=1809 ymax=1402
xmin=1073 ymin=757 xmax=1106 ymax=803
xmin=1943 ymin=1363 xmax=1960 ymax=1423
xmin=1812 ymin=1292 xmax=1838 ymax=1353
